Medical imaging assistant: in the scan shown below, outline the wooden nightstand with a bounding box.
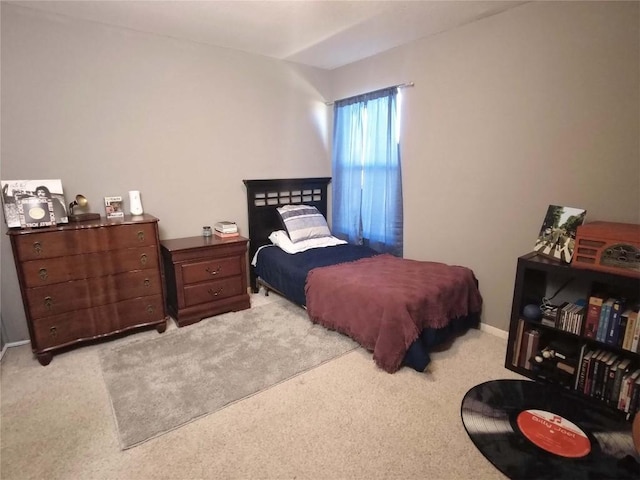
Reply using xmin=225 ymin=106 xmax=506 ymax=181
xmin=160 ymin=235 xmax=250 ymax=327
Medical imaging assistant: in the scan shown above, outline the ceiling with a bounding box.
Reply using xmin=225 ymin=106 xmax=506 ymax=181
xmin=9 ymin=1 xmax=528 ymax=70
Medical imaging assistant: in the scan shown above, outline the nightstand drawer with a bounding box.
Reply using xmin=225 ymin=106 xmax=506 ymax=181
xmin=181 ymin=256 xmax=242 ymax=284
xmin=183 ymin=276 xmax=244 ymax=307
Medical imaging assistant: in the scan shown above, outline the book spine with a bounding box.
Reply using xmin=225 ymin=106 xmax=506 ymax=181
xmin=616 ymin=311 xmax=629 ymax=349
xmin=584 ymin=349 xmax=601 ymax=396
xmin=631 ymin=311 xmax=640 ymax=353
xmin=605 ymin=300 xmax=623 ymax=345
xmin=596 ymin=301 xmax=612 ymax=342
xmin=576 ymin=349 xmax=592 ymax=393
xmin=522 ymin=330 xmax=540 ymax=371
xmin=622 ymin=310 xmax=636 ymax=351
xmin=573 ymin=345 xmax=587 ymax=390
xmin=626 ymin=371 xmax=640 ymax=413
xmin=602 ymin=357 xmax=619 ymax=405
xmin=618 ymin=373 xmax=633 ymax=411
xmin=512 ymin=319 xmax=525 ymax=367
xmin=584 ymin=296 xmax=603 ymax=339
xmin=591 ymin=352 xmax=606 ymax=399
xmin=611 ymin=360 xmax=631 ymax=408
xmin=628 ymin=378 xmax=640 ymax=415
xmin=621 ymin=370 xmax=640 ymax=412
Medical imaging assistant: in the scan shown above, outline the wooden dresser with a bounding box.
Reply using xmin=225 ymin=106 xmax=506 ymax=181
xmin=8 ymin=214 xmax=168 ymax=365
xmin=160 ymin=235 xmax=250 ymax=327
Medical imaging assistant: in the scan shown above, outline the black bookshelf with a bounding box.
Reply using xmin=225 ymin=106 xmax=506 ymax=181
xmin=505 ymin=252 xmax=640 ymax=420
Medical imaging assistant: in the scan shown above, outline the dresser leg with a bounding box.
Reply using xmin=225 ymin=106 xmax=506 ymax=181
xmin=36 ymin=352 xmax=52 ymax=366
xmin=156 ymin=320 xmax=167 ymax=334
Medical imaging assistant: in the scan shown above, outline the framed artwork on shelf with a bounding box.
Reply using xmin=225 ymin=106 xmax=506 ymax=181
xmin=533 ymin=205 xmax=587 ymax=264
xmin=1 ymin=179 xmax=68 ymax=228
xmin=104 ymin=196 xmax=124 ymax=219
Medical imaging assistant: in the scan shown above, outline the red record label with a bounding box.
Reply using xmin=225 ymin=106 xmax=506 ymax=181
xmin=517 ymin=409 xmax=591 ymax=458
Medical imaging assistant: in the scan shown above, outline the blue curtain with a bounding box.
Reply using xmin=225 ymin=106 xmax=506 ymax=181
xmin=332 ymin=87 xmax=403 ymax=256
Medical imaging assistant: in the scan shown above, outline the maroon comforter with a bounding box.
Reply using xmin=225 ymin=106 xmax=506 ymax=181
xmin=304 ymin=254 xmax=483 ymax=373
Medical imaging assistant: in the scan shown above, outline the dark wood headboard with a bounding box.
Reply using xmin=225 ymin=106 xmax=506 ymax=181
xmin=243 ymin=177 xmax=331 ymax=292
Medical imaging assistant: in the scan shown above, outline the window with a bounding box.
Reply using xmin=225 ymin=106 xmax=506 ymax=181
xmin=331 ymin=87 xmax=403 ymax=256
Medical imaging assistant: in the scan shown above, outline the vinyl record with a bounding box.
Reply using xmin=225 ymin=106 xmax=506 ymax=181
xmin=461 ymin=379 xmax=639 ymax=479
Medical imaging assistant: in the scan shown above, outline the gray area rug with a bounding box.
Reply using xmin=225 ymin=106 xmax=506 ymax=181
xmin=100 ymin=300 xmax=358 ymax=449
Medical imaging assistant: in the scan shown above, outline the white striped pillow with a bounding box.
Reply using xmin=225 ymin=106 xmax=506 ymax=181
xmin=276 ymin=205 xmax=331 ymax=243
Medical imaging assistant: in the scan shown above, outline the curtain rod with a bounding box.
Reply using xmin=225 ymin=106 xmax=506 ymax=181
xmin=324 ymin=82 xmax=414 ymax=106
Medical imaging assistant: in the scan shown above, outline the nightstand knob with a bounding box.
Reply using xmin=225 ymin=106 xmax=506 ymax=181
xmin=49 ymin=326 xmax=57 ymax=337
xmin=137 ymin=231 xmax=145 ymax=241
xmin=146 ymin=305 xmax=154 ymax=314
xmin=44 ymin=296 xmax=53 ymax=309
xmin=38 ymin=268 xmax=48 ymax=280
xmin=144 ymin=278 xmax=151 ymax=287
xmin=140 ymin=253 xmax=148 ymax=265
xmin=33 ymin=241 xmax=42 ymax=254
xmin=208 ymin=287 xmax=223 ymax=297
xmin=206 ymin=266 xmax=221 ymax=276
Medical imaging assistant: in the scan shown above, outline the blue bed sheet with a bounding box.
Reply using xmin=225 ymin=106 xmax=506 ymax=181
xmin=254 ymin=243 xmax=378 ymax=306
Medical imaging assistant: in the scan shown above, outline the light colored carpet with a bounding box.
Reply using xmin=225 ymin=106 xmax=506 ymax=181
xmin=100 ymin=299 xmax=358 ymax=449
xmin=1 ymin=292 xmax=522 ymax=480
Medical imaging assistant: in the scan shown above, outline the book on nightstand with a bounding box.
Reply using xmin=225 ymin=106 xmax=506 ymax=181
xmin=214 ymin=230 xmax=240 ymax=238
xmin=214 ymin=221 xmax=238 ymax=234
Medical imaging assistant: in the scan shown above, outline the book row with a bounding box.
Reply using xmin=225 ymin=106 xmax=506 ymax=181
xmin=511 ymin=322 xmax=640 ymax=416
xmin=575 ymin=347 xmax=640 ymax=416
xmin=583 ymin=295 xmax=640 ymax=353
xmin=540 ymin=302 xmax=585 ymax=335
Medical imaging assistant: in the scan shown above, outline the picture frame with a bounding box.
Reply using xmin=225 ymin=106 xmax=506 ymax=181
xmin=104 ymin=196 xmax=124 ymax=219
xmin=533 ymin=205 xmax=587 ymax=263
xmin=1 ymin=179 xmax=68 ymax=228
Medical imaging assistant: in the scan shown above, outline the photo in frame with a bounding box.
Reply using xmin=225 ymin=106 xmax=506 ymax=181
xmin=533 ymin=205 xmax=587 ymax=263
xmin=104 ymin=196 xmax=124 ymax=219
xmin=1 ymin=179 xmax=68 ymax=228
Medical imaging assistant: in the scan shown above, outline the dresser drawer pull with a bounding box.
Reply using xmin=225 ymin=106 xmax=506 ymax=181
xmin=33 ymin=241 xmax=42 ymax=254
xmin=137 ymin=231 xmax=145 ymax=241
xmin=205 ymin=266 xmax=221 ymax=276
xmin=44 ymin=296 xmax=53 ymax=309
xmin=38 ymin=268 xmax=48 ymax=280
xmin=140 ymin=253 xmax=148 ymax=265
xmin=144 ymin=278 xmax=151 ymax=287
xmin=49 ymin=326 xmax=57 ymax=338
xmin=208 ymin=287 xmax=224 ymax=297
xmin=146 ymin=305 xmax=155 ymax=314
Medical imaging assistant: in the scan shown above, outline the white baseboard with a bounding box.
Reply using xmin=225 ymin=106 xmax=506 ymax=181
xmin=479 ymin=323 xmax=509 ymax=339
xmin=0 ymin=340 xmax=30 ymax=362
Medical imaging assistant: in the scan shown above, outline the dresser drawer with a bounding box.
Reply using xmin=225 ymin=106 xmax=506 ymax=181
xmin=31 ymin=294 xmax=165 ymax=351
xmin=25 ymin=269 xmax=163 ymax=319
xmin=12 ymin=223 xmax=157 ymax=261
xmin=183 ymin=276 xmax=244 ymax=307
xmin=181 ymin=256 xmax=242 ymax=285
xmin=20 ymin=246 xmax=159 ymax=287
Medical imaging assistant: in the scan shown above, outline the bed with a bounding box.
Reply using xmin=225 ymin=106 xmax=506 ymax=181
xmin=243 ymin=177 xmax=483 ymax=373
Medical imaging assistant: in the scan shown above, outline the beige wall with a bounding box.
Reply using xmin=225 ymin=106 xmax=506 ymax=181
xmin=330 ymin=0 xmax=639 ymax=333
xmin=0 ymin=4 xmax=332 ymax=341
xmin=2 ymin=2 xmax=639 ymax=343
